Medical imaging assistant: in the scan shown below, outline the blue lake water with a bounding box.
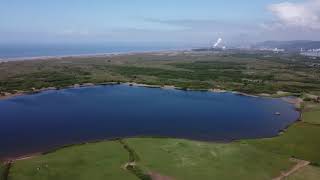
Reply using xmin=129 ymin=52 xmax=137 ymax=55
xmin=0 ymin=85 xmax=300 ymax=159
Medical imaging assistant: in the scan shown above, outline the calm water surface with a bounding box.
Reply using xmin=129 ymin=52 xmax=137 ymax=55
xmin=0 ymin=85 xmax=299 ymax=159
xmin=0 ymin=44 xmax=184 ymax=59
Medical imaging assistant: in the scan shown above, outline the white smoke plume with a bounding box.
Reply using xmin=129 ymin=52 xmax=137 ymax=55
xmin=213 ymin=38 xmax=222 ymax=47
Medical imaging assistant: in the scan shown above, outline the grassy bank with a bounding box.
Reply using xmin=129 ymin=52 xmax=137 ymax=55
xmin=246 ymin=102 xmax=320 ymax=167
xmin=125 ymin=115 xmax=320 ymax=179
xmin=4 ymin=138 xmax=296 ymax=180
xmin=4 ymin=102 xmax=319 ymax=180
xmin=126 ymin=138 xmax=294 ymax=180
xmin=7 ymin=123 xmax=320 ymax=180
xmin=247 ymin=122 xmax=320 ymax=165
xmin=6 ymin=141 xmax=138 ymax=180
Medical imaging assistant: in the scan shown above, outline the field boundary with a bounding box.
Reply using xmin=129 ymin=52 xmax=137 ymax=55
xmin=119 ymin=139 xmax=152 ymax=180
xmin=273 ymin=158 xmax=310 ymax=180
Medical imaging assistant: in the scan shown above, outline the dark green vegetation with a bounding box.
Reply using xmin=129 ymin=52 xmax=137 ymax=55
xmin=1 ymin=162 xmax=11 ymax=180
xmin=1 ymin=51 xmax=320 ymax=95
xmin=0 ymin=165 xmax=3 ymax=178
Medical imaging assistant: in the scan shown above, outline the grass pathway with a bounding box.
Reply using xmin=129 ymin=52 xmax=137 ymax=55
xmin=118 ymin=140 xmax=152 ymax=180
xmin=273 ymin=158 xmax=310 ymax=180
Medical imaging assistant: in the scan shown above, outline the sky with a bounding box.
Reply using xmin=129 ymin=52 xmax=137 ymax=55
xmin=0 ymin=0 xmax=320 ymax=46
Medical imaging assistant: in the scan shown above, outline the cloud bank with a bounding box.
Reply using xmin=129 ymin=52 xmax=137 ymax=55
xmin=267 ymin=0 xmax=320 ymax=30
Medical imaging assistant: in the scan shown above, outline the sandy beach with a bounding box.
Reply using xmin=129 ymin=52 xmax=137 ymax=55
xmin=0 ymin=49 xmax=188 ymax=63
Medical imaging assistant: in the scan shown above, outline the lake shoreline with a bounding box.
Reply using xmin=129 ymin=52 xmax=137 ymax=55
xmin=1 ymin=121 xmax=303 ymax=164
xmin=0 ymin=81 xmax=303 ymax=108
xmin=0 ymin=83 xmax=302 ymax=163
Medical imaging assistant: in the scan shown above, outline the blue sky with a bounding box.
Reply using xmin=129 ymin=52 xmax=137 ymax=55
xmin=0 ymin=0 xmax=318 ymax=45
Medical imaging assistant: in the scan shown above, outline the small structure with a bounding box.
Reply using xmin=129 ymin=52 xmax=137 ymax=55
xmin=275 ymin=112 xmax=281 ymax=116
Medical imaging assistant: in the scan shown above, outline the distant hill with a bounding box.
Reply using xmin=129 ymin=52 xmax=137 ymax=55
xmin=253 ymin=40 xmax=320 ymax=52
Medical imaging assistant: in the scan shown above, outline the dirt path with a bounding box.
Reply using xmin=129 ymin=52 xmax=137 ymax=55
xmin=118 ymin=140 xmax=152 ymax=180
xmin=273 ymin=158 xmax=310 ymax=180
xmin=149 ymin=172 xmax=175 ymax=180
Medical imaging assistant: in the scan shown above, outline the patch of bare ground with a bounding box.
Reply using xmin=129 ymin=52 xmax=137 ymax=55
xmin=0 ymin=92 xmax=24 ymax=100
xmin=273 ymin=158 xmax=310 ymax=180
xmin=149 ymin=172 xmax=175 ymax=180
xmin=123 ymin=162 xmax=136 ymax=170
xmin=281 ymin=97 xmax=304 ymax=109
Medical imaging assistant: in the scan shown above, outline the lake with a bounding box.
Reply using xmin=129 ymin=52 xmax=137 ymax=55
xmin=0 ymin=85 xmax=300 ymax=159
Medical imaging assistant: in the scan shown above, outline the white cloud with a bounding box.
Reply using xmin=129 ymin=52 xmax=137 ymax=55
xmin=268 ymin=0 xmax=320 ymax=30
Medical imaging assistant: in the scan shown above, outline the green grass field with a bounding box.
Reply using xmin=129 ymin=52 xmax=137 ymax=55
xmin=4 ymin=139 xmax=295 ymax=180
xmin=247 ymin=122 xmax=320 ymax=165
xmin=303 ymin=111 xmax=320 ymax=125
xmin=6 ymin=122 xmax=320 ymax=180
xmin=7 ymin=141 xmax=138 ymax=180
xmin=125 ymin=138 xmax=294 ymax=180
xmin=303 ymin=103 xmax=320 ymax=125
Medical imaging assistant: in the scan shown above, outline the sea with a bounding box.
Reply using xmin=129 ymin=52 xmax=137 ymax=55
xmin=0 ymin=43 xmax=189 ymax=60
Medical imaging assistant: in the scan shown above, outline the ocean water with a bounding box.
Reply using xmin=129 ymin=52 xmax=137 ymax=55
xmin=0 ymin=43 xmax=184 ymax=60
xmin=0 ymin=85 xmax=300 ymax=159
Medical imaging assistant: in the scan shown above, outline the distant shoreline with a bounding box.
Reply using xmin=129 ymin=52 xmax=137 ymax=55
xmin=0 ymin=48 xmax=190 ymax=62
